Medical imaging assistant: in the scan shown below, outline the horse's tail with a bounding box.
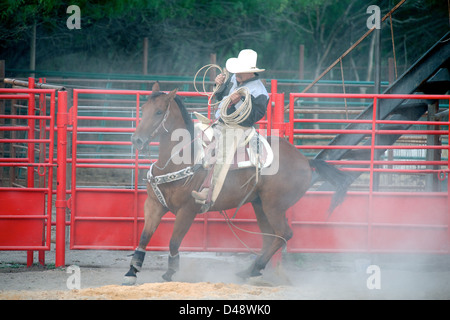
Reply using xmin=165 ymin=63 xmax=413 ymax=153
xmin=309 ymin=159 xmax=352 ymax=214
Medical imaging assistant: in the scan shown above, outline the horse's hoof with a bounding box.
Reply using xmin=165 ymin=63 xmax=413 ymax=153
xmin=247 ymin=275 xmax=274 ymax=287
xmin=236 ymin=270 xmax=261 ymax=280
xmin=236 ymin=269 xmax=262 ymax=280
xmin=236 ymin=270 xmax=249 ymax=279
xmin=122 ymin=276 xmax=137 ymax=286
xmin=162 ymin=274 xmax=172 ymax=282
xmin=162 ymin=270 xmax=175 ymax=282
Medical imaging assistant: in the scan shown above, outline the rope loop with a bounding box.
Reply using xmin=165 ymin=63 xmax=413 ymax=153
xmin=193 ymin=64 xmax=229 ymax=107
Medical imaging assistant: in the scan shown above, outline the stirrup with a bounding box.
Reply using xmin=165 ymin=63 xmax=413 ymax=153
xmin=200 ymin=202 xmax=211 ymax=213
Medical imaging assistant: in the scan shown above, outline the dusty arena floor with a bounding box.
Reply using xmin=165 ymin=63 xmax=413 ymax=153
xmin=1 ymin=248 xmax=449 ymax=300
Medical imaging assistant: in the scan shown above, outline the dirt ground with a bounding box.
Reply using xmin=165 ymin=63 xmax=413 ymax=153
xmin=1 ymin=248 xmax=449 ymax=300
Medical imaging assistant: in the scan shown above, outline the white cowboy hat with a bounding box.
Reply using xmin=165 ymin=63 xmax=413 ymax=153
xmin=225 ymin=49 xmax=265 ymax=74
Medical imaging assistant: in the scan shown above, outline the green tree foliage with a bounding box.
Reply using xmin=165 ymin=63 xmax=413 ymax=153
xmin=0 ymin=0 xmax=447 ymax=79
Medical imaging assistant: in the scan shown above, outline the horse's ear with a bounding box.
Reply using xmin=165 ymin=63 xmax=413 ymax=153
xmin=167 ymin=88 xmax=178 ymax=100
xmin=152 ymin=81 xmax=160 ymax=92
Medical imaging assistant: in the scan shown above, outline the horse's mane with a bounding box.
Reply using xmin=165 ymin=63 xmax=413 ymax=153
xmin=150 ymin=92 xmax=194 ymax=138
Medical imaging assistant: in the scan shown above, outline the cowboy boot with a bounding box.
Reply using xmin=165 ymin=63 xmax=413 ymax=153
xmin=192 ymin=188 xmax=214 ymax=213
xmin=191 ymin=188 xmax=209 ymax=203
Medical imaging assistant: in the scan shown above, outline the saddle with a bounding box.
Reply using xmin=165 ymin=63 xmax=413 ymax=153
xmin=193 ymin=112 xmax=274 ymax=170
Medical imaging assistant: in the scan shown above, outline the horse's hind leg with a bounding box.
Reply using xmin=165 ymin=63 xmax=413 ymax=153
xmin=239 ymin=204 xmax=293 ymax=279
xmin=123 ymin=198 xmax=166 ymax=285
xmin=257 ymin=214 xmax=292 ymax=274
xmin=236 ymin=198 xmax=275 ymax=279
xmin=252 ymin=198 xmax=275 ymax=258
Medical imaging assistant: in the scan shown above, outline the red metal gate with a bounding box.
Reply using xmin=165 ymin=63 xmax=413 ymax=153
xmin=69 ymin=89 xmax=148 ymax=250
xmin=68 ymin=89 xmax=273 ymax=252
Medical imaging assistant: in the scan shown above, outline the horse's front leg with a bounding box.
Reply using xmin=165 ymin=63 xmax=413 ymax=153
xmin=123 ymin=196 xmax=167 ymax=285
xmin=162 ymin=207 xmax=197 ymax=281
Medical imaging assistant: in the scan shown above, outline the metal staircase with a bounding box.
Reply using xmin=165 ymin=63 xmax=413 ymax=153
xmin=314 ymin=31 xmax=450 ymax=187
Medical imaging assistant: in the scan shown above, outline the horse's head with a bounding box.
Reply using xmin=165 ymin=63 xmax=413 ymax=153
xmin=132 ymin=86 xmax=178 ymax=151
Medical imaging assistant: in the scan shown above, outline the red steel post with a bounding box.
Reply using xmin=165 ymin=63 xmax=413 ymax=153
xmin=55 ymin=90 xmax=68 ymax=267
xmin=274 ymin=92 xmax=285 ymax=136
xmin=288 ymin=94 xmax=295 ymax=144
xmin=266 ymin=80 xmax=278 ymax=136
xmin=270 ymin=80 xmax=285 ymax=137
xmin=27 ymin=78 xmax=35 ymax=187
xmin=26 ymin=78 xmax=35 ymax=267
xmin=368 ymin=97 xmax=378 ymax=252
xmin=69 ymin=91 xmax=78 ymax=249
xmin=133 ymin=93 xmax=140 ymax=248
xmin=448 ymin=98 xmax=450 ymax=253
xmin=38 ymin=79 xmax=46 ymax=266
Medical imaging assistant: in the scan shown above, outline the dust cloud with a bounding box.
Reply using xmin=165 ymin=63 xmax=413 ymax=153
xmin=1 ymin=250 xmax=449 ymax=299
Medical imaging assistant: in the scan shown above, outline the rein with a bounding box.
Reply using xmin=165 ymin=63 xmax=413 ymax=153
xmin=150 ymin=100 xmax=181 ymax=172
xmin=219 ymin=209 xmax=288 ymax=256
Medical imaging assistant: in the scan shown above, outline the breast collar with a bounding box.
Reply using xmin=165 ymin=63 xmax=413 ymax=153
xmin=146 ymin=163 xmax=196 ymax=209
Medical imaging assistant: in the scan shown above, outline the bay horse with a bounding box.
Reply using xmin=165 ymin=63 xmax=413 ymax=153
xmin=123 ymin=84 xmax=351 ymax=285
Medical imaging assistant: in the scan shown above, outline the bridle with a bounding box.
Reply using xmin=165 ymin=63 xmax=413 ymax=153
xmin=149 ymin=101 xmax=171 ymax=138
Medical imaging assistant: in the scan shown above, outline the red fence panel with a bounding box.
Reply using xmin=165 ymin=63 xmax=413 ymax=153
xmin=287 ymin=192 xmax=449 ymax=253
xmin=287 ymin=93 xmax=450 ymax=253
xmin=0 ymin=88 xmax=57 ymax=265
xmin=0 ymin=189 xmax=46 ymax=247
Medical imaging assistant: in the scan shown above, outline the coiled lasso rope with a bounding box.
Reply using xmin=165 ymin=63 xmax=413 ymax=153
xmin=219 ymin=86 xmax=252 ymax=126
xmin=193 ymin=64 xmax=253 ymax=126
